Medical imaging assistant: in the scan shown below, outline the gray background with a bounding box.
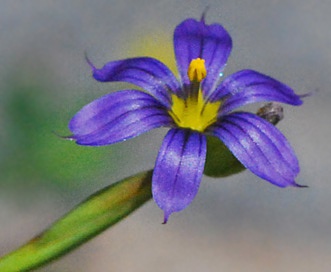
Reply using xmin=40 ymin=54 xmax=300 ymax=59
xmin=0 ymin=0 xmax=330 ymax=271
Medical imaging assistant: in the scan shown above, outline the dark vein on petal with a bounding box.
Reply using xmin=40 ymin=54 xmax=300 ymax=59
xmin=79 ymin=112 xmax=171 ymax=145
xmin=220 ymin=115 xmax=294 ymax=181
xmin=222 ymin=92 xmax=295 ymax=114
xmin=170 ymin=130 xmax=190 ymax=208
xmin=229 ymin=113 xmax=298 ymax=172
xmin=215 ymin=122 xmax=282 ymax=182
xmin=79 ymin=96 xmax=167 ymax=131
xmin=77 ymin=106 xmax=170 ymax=139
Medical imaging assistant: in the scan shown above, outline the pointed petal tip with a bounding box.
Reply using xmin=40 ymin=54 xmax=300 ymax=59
xmin=52 ymin=131 xmax=76 ymax=141
xmin=293 ymin=182 xmax=309 ymax=188
xmin=299 ymin=89 xmax=316 ymax=100
xmin=284 ymin=180 xmax=308 ymax=188
xmin=162 ymin=211 xmax=171 ymax=224
xmin=287 ymin=89 xmax=314 ymax=106
xmin=200 ymin=6 xmax=210 ymax=23
xmin=84 ymin=52 xmax=96 ymax=71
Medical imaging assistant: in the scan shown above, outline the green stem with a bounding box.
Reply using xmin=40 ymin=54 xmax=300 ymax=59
xmin=0 ymin=170 xmax=153 ymax=272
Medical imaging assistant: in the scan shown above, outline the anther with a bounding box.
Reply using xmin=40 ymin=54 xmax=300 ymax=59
xmin=187 ymin=58 xmax=207 ymax=82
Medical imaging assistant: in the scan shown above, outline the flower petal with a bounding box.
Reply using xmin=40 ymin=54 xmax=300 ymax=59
xmin=174 ymin=18 xmax=232 ymax=96
xmin=211 ymin=69 xmax=303 ymax=114
xmin=152 ymin=128 xmax=207 ymax=223
xmin=90 ymin=57 xmax=181 ymax=107
xmin=209 ymin=112 xmax=301 ymax=187
xmin=69 ymin=90 xmax=173 ymax=146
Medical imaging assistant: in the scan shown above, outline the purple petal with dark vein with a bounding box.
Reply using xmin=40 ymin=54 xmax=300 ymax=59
xmin=90 ymin=57 xmax=181 ymax=107
xmin=152 ymin=128 xmax=206 ymax=223
xmin=174 ymin=18 xmax=232 ymax=96
xmin=211 ymin=69 xmax=303 ymax=114
xmin=69 ymin=90 xmax=173 ymax=146
xmin=209 ymin=112 xmax=301 ymax=187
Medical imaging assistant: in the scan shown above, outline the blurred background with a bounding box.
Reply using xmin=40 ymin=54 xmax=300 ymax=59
xmin=0 ymin=0 xmax=330 ymax=271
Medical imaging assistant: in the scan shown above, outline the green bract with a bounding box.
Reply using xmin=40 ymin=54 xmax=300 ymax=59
xmin=204 ymin=136 xmax=245 ymax=177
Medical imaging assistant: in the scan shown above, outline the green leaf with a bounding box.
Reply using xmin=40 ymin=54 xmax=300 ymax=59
xmin=204 ymin=136 xmax=245 ymax=177
xmin=0 ymin=170 xmax=153 ymax=272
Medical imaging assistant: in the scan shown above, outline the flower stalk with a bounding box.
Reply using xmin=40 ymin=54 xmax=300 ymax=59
xmin=0 ymin=171 xmax=152 ymax=272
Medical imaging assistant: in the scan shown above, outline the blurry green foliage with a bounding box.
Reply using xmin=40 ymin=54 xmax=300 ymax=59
xmin=1 ymin=80 xmax=112 ymax=189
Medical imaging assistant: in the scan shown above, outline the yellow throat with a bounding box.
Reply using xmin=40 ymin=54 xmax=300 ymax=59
xmin=169 ymin=58 xmax=221 ymax=132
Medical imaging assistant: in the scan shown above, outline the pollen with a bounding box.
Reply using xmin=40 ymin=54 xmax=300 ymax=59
xmin=169 ymin=91 xmax=221 ymax=132
xmin=187 ymin=58 xmax=207 ymax=82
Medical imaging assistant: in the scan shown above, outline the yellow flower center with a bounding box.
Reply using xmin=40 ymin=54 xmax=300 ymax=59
xmin=169 ymin=58 xmax=221 ymax=132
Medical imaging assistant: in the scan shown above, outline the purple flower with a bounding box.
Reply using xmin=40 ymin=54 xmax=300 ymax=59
xmin=69 ymin=15 xmax=304 ymax=223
